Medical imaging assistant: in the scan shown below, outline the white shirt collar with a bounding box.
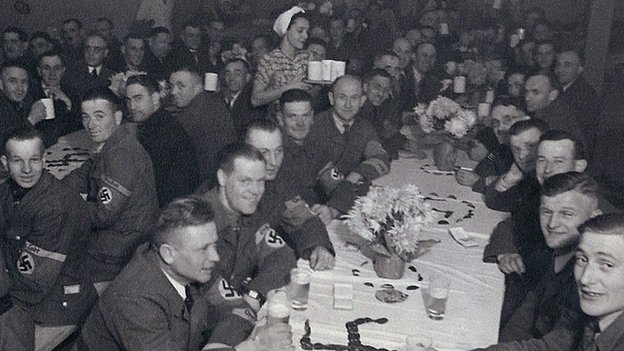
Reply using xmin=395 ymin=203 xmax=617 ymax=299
xmin=331 ymin=111 xmax=353 ymax=134
xmin=88 ymin=65 xmax=102 ymax=74
xmin=161 ymin=267 xmax=186 ymax=299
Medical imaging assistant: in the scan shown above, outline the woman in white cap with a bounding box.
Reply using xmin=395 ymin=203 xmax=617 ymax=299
xmin=251 ymin=6 xmax=312 ymax=108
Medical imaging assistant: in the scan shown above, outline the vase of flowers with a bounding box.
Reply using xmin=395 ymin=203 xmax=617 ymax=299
xmin=414 ymin=96 xmax=478 ymax=171
xmin=344 ymin=185 xmax=437 ymax=279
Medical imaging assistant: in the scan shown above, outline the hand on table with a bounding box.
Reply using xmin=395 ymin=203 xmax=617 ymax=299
xmin=346 ymin=172 xmax=363 ymax=184
xmin=310 ymin=246 xmax=335 ymax=271
xmin=237 ymin=323 xmax=294 ymax=351
xmin=455 ymin=169 xmax=479 ymax=187
xmin=497 ymin=253 xmax=525 ymax=275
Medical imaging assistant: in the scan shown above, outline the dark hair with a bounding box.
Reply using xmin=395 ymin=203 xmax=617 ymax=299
xmin=37 ymin=48 xmax=65 ymax=67
xmin=124 ymin=32 xmax=145 ymax=44
xmin=539 ymin=130 xmax=585 ymax=160
xmin=170 ymin=64 xmax=202 ymax=82
xmin=2 ymin=126 xmax=43 ymax=157
xmin=85 ymin=33 xmax=108 ymax=49
xmin=541 ymin=171 xmax=598 ymax=201
xmin=63 ymin=18 xmax=83 ymax=29
xmin=224 ymin=58 xmax=250 ymax=73
xmin=3 ymin=26 xmax=28 ymax=42
xmin=306 ymin=37 xmax=327 ymax=50
xmin=287 ymin=12 xmax=309 ymax=30
xmin=217 ymin=142 xmax=264 ymax=175
xmin=183 ymin=19 xmax=202 ymax=30
xmin=415 ymin=41 xmax=436 ymax=53
xmin=509 ymin=118 xmax=549 ymax=137
xmin=0 ymin=60 xmax=29 ymax=77
xmin=579 ymin=213 xmax=624 ymax=236
xmin=30 ymin=31 xmax=51 ymax=42
xmin=96 ymin=17 xmax=114 ymax=28
xmin=151 ymin=195 xmax=215 ymax=248
xmin=150 ymin=26 xmax=171 ymax=37
xmin=82 ymin=87 xmax=121 ymax=112
xmin=243 ymin=119 xmax=281 ymax=143
xmin=280 ymin=88 xmax=312 ymax=108
xmin=126 ymin=74 xmax=159 ymax=95
xmin=366 ymin=68 xmax=392 ymax=83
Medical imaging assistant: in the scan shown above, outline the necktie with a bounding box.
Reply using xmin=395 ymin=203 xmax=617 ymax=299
xmin=343 ymin=123 xmax=351 ymax=139
xmin=91 ymin=68 xmax=98 ymax=79
xmin=184 ymin=284 xmax=194 ymax=311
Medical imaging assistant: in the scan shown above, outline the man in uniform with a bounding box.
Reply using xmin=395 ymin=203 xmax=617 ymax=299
xmin=80 ymin=196 xmax=295 ymax=351
xmin=0 ymin=127 xmax=95 ymax=350
xmin=196 ymin=143 xmax=297 ymax=311
xmin=62 ymin=87 xmax=158 ymax=282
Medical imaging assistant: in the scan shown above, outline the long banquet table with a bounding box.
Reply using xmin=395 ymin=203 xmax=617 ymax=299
xmin=44 ymin=130 xmax=509 ymax=351
xmin=289 ymin=151 xmax=509 ymax=351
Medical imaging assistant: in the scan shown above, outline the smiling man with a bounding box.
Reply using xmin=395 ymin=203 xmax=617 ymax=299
xmin=80 ymin=196 xmax=294 ymax=351
xmin=195 ymin=142 xmax=296 ymax=312
xmin=62 ymin=87 xmax=157 ymax=283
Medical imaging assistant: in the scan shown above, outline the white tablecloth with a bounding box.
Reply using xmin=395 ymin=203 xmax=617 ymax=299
xmin=290 ymin=150 xmax=508 ymax=351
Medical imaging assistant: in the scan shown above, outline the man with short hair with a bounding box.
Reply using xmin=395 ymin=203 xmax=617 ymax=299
xmin=169 ymin=65 xmax=236 ymax=187
xmin=359 ymin=68 xmax=407 ymax=158
xmin=80 ymin=196 xmax=294 ymax=350
xmin=306 ymin=37 xmax=327 ymax=61
xmin=95 ymin=17 xmax=123 ymax=70
xmin=143 ymin=26 xmax=173 ymax=80
xmin=533 ymin=41 xmax=555 ymax=75
xmin=0 ymin=127 xmax=95 ymax=350
xmin=30 ymin=50 xmax=82 ymax=146
xmin=497 ymin=170 xmax=600 ymax=341
xmin=327 ymin=17 xmax=353 ymax=61
xmin=196 ymin=142 xmax=297 ymax=310
xmin=60 ymin=18 xmax=84 ymax=66
xmin=126 ymin=74 xmax=200 ymax=207
xmin=242 ymin=119 xmax=335 ymax=271
xmin=524 ymin=74 xmax=584 ymax=146
xmin=401 ymin=41 xmax=441 ymax=111
xmin=112 ymin=33 xmax=146 ymax=73
xmin=62 ymin=34 xmax=115 ymax=100
xmin=29 ymin=31 xmax=54 ymax=58
xmin=392 ymin=37 xmax=413 ymax=70
xmin=555 ymin=49 xmax=601 ymax=153
xmin=62 ymin=87 xmax=158 ymax=282
xmin=170 ymin=21 xmax=210 ymax=73
xmin=372 ymin=51 xmax=403 ymax=97
xmin=307 ymin=75 xmax=391 ymax=185
xmin=0 ymin=61 xmax=57 ymax=153
xmin=219 ymin=58 xmax=266 ymax=135
xmin=2 ymin=26 xmax=36 ymax=76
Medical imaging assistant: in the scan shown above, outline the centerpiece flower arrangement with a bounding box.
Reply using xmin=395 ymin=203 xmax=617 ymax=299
xmin=414 ymin=96 xmax=478 ymax=171
xmin=344 ymin=184 xmax=437 ymax=279
xmin=109 ymin=70 xmax=148 ymax=98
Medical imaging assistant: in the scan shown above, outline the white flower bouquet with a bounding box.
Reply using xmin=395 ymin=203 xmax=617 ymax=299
xmin=109 ymin=70 xmax=147 ymax=98
xmin=344 ymin=184 xmax=436 ymax=262
xmin=414 ymin=96 xmax=477 ymax=139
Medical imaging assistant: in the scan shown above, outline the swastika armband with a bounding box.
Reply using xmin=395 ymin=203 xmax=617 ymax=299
xmin=254 ymin=223 xmax=285 ymax=248
xmin=218 ymin=278 xmax=242 ymax=300
xmin=101 ymin=174 xmax=132 ymax=198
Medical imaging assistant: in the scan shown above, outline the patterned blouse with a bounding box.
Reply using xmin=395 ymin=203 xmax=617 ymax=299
xmin=254 ymin=48 xmax=310 ymax=92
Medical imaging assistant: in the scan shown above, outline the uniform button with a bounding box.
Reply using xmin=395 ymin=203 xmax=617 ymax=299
xmin=15 ymin=236 xmax=20 ymax=240
xmin=62 ymin=302 xmax=68 ymax=307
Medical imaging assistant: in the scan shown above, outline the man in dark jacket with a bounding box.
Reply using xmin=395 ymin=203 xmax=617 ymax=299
xmin=0 ymin=127 xmax=95 ymax=350
xmin=126 ymin=74 xmax=200 ymax=207
xmin=62 ymin=87 xmax=158 ymax=282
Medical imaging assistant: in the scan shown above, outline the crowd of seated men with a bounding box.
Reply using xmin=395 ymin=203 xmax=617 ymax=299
xmin=1 ymin=0 xmax=623 ymax=349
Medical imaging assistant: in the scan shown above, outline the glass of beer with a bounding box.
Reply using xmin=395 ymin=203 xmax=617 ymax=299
xmin=289 ymin=267 xmax=312 ymax=311
xmin=267 ymin=289 xmax=290 ymax=326
xmin=422 ymin=274 xmax=450 ymax=320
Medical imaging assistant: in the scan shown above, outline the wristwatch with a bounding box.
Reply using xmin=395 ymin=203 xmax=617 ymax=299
xmin=245 ymin=289 xmax=266 ymax=306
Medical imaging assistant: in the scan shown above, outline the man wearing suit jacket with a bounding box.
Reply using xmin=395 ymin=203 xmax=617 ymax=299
xmin=62 ymin=34 xmax=114 ymax=100
xmin=219 ymin=58 xmax=266 ymax=135
xmin=80 ymin=196 xmax=294 ymax=351
xmin=400 ymin=42 xmax=441 ymax=111
xmin=169 ymin=21 xmax=212 ymax=74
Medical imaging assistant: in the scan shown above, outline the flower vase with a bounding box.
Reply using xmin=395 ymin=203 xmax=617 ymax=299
xmin=373 ymin=253 xmax=406 ymax=279
xmin=433 ymin=142 xmax=457 ymax=171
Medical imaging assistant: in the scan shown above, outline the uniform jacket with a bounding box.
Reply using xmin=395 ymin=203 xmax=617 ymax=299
xmin=559 ymin=78 xmax=601 ymax=154
xmin=0 ymin=173 xmax=97 ymax=325
xmin=307 ymin=110 xmax=391 ymax=182
xmin=172 ymin=91 xmax=236 ymax=188
xmin=400 ymin=66 xmax=442 ymax=112
xmin=136 ymin=108 xmax=201 ymax=207
xmin=0 ymin=95 xmax=33 ymax=155
xmin=358 ymin=99 xmax=407 ymax=159
xmin=532 ymin=98 xmax=585 ymax=149
xmin=29 ymin=81 xmax=82 ymax=147
xmin=79 ymin=244 xmax=255 ymax=351
xmin=62 ymin=125 xmax=158 ymax=281
xmin=197 ymin=188 xmax=296 ymax=296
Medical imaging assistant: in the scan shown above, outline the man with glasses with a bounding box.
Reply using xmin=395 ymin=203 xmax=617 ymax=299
xmin=62 ymin=34 xmax=114 ymax=100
